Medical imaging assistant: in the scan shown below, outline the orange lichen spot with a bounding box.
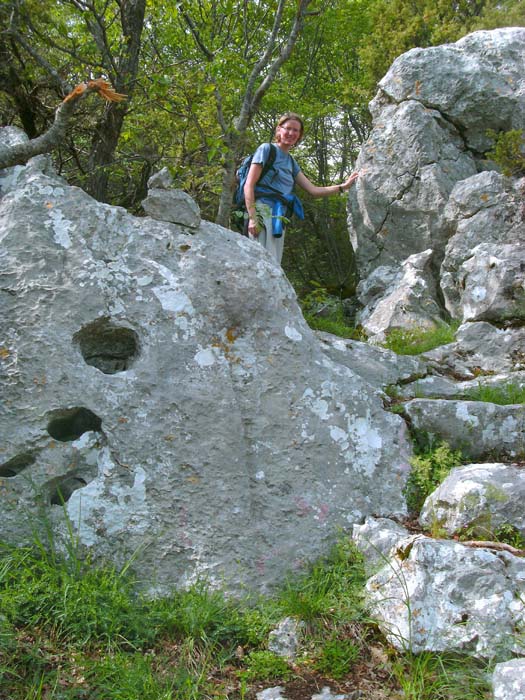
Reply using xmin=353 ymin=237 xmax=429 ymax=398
xmin=415 ymin=80 xmax=422 ymax=96
xmin=0 ymin=347 xmax=9 ymax=359
xmin=226 ymin=327 xmax=239 ymax=344
xmin=480 ymin=193 xmax=489 ymax=202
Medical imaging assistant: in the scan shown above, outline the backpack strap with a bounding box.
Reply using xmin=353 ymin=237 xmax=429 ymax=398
xmin=259 ymin=143 xmax=277 ymax=182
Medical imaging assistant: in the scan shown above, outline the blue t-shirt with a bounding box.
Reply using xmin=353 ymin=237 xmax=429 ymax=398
xmin=252 ymin=143 xmax=301 ymax=204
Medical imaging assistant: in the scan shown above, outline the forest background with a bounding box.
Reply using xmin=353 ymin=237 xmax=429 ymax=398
xmin=1 ymin=0 xmax=524 ymax=303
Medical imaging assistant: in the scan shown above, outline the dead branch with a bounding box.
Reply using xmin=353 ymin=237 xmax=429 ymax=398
xmin=0 ymin=79 xmax=126 ymax=171
xmin=461 ymin=540 xmax=525 ymax=557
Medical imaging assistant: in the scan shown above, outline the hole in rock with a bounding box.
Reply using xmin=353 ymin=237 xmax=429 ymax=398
xmin=74 ymin=318 xmax=139 ymax=374
xmin=47 ymin=407 xmax=102 ymax=442
xmin=49 ymin=475 xmax=88 ymax=505
xmin=0 ymin=452 xmax=36 ymax=477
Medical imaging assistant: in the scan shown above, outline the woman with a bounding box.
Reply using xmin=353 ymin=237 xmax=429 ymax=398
xmin=243 ymin=112 xmax=359 ymax=264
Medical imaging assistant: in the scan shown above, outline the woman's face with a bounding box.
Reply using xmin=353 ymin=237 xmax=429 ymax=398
xmin=276 ymin=119 xmax=302 ymax=147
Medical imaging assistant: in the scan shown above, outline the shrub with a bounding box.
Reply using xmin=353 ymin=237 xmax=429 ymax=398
xmin=404 ymin=440 xmax=464 ymax=514
xmin=239 ymin=650 xmax=293 ymax=682
xmin=486 ymin=129 xmax=525 ymax=177
xmin=314 ymin=636 xmax=360 ymax=679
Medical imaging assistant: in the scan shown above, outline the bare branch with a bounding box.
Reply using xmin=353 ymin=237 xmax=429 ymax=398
xmin=0 ymin=80 xmax=126 ymax=170
xmin=461 ymin=540 xmax=525 ymax=557
xmin=236 ymin=0 xmax=312 ymax=132
xmin=177 ymin=2 xmax=215 ymax=61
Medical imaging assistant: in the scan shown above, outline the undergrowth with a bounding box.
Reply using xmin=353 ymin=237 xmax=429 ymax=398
xmin=0 ymin=533 xmax=491 ymax=699
xmin=300 ymin=286 xmax=364 ymax=339
xmin=403 ymin=439 xmax=464 ymax=514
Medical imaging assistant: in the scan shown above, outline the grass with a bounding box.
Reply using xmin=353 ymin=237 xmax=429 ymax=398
xmin=299 ymin=287 xmax=364 ymax=339
xmin=304 ymin=313 xmax=363 ymax=339
xmin=464 ymin=382 xmax=525 ymax=405
xmin=0 ymin=534 xmax=491 ymax=699
xmin=382 ymin=322 xmax=459 ymax=355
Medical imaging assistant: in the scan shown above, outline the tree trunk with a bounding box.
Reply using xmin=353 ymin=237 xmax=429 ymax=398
xmin=86 ymin=0 xmax=146 ymax=202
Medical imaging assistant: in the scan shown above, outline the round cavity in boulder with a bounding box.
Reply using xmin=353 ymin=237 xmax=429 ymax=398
xmin=74 ymin=318 xmax=139 ymax=374
xmin=49 ymin=476 xmax=88 ymax=505
xmin=0 ymin=452 xmax=36 ymax=477
xmin=46 ymin=407 xmax=102 ymax=442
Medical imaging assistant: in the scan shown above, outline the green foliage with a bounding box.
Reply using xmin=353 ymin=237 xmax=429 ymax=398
xmin=0 ymin=531 xmax=494 ymax=699
xmin=300 ymin=286 xmax=363 ymax=339
xmin=148 ymin=582 xmax=247 ymax=649
xmin=404 ymin=440 xmax=464 ymax=514
xmin=392 ymin=651 xmax=491 ymax=700
xmin=465 ymin=382 xmax=525 ymax=405
xmin=239 ymin=650 xmax=294 ymax=682
xmin=313 ymin=635 xmax=360 ymax=679
xmin=486 ymin=129 xmax=525 ymax=176
xmin=493 ymin=523 xmax=525 ymax=549
xmin=383 ymin=322 xmax=459 ymax=355
xmin=0 ymin=541 xmax=152 ymax=649
xmin=277 ymin=539 xmax=366 ymax=625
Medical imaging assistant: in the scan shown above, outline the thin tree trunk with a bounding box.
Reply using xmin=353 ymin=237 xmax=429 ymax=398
xmin=86 ymin=0 xmax=146 ymax=202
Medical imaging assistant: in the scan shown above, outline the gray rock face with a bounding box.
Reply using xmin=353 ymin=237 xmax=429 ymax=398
xmin=423 ymin=322 xmax=525 ymax=377
xmin=403 ymin=399 xmax=525 ymax=461
xmin=397 ymin=370 xmax=525 ymax=401
xmin=315 ymin=332 xmax=425 ymax=392
xmin=268 ymin=617 xmax=305 ymax=659
xmin=356 ymin=250 xmax=447 ymax=341
xmin=142 ymin=187 xmax=201 ymax=227
xmin=348 ymin=28 xmax=525 ymax=336
xmin=441 ymin=173 xmax=525 ymax=323
xmin=366 ymin=535 xmax=525 ymax=658
xmin=492 ymin=659 xmax=525 ymax=700
xmin=419 ymin=463 xmax=525 ymax=539
xmin=0 ymin=152 xmax=411 ymax=594
xmin=352 ymin=516 xmax=410 ymax=575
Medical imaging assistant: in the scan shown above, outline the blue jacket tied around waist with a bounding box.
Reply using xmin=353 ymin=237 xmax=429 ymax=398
xmin=255 ymin=186 xmax=305 ymax=238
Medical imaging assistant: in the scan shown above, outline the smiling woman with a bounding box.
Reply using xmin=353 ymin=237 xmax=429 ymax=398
xmin=243 ymin=112 xmax=360 ymax=264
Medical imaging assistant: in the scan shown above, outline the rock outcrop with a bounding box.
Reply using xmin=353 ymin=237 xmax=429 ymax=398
xmin=348 ymin=28 xmax=525 ymax=342
xmin=345 ymin=28 xmax=525 ymax=680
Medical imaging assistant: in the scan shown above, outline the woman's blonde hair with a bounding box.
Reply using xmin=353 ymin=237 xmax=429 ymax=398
xmin=274 ymin=112 xmax=304 ymax=145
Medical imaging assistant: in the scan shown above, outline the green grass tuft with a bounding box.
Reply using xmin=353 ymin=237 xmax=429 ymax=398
xmin=383 ymin=322 xmax=459 ymax=355
xmin=465 ymin=382 xmax=525 ymax=405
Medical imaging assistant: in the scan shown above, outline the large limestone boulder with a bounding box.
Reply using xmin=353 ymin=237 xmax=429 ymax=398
xmin=0 ymin=146 xmax=411 ymax=594
xmin=419 ymin=463 xmax=525 ymax=539
xmin=366 ymin=535 xmax=525 ymax=659
xmin=403 ymin=399 xmax=525 ymax=461
xmin=422 ymin=322 xmax=525 ymax=377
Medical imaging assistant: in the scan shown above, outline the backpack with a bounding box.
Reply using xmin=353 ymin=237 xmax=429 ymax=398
xmin=233 ymin=143 xmax=277 ymax=208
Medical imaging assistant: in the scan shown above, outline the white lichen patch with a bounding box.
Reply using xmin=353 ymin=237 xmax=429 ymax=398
xmin=45 ymin=208 xmax=73 ymax=249
xmin=66 ymin=449 xmax=150 ymax=547
xmin=194 ymin=346 xmax=216 ymax=367
xmin=455 ymin=402 xmax=480 ymax=426
xmin=285 ymin=325 xmax=302 ymax=342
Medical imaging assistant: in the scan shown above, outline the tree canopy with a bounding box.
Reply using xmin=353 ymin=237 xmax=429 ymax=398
xmin=1 ymin=0 xmax=523 ymax=295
